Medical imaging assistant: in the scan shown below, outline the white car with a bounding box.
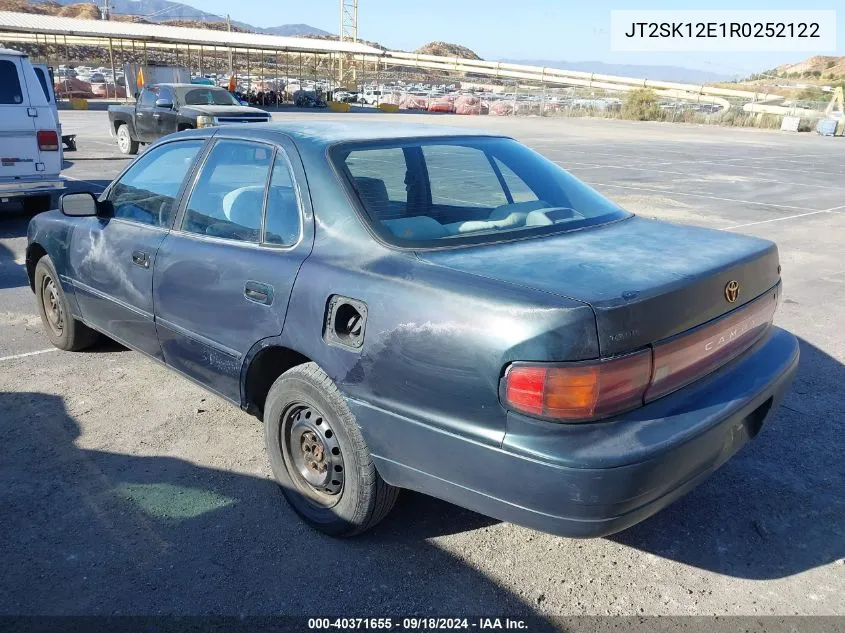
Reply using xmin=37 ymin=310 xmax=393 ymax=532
xmin=0 ymin=48 xmax=64 ymax=213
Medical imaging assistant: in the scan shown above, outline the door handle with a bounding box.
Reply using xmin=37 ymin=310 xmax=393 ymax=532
xmin=137 ymin=112 xmax=144 ymax=117
xmin=244 ymin=281 xmax=273 ymax=306
xmin=152 ymin=113 xmax=161 ymax=119
xmin=131 ymin=250 xmax=150 ymax=268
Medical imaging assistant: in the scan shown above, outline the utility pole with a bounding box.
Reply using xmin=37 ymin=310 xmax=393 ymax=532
xmin=338 ymin=0 xmax=358 ymax=89
xmin=101 ymin=0 xmax=110 ymax=20
xmin=227 ymin=14 xmax=233 ymax=76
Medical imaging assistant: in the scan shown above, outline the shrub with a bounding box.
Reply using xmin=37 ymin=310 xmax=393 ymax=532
xmin=622 ymin=88 xmax=662 ymax=121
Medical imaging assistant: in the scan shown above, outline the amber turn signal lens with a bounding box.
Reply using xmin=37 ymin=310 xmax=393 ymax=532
xmin=504 ymin=349 xmax=652 ymax=421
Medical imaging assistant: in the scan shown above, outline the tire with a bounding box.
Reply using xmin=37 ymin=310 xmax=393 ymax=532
xmin=264 ymin=362 xmax=399 ymax=536
xmin=34 ymin=256 xmax=99 ymax=351
xmin=116 ymin=124 xmax=139 ymax=155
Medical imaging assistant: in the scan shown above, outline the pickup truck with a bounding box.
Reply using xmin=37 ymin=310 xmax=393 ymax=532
xmin=107 ymin=83 xmax=271 ymax=155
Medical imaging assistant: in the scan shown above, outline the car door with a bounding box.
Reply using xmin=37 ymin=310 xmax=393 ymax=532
xmin=134 ymin=87 xmax=159 ymax=142
xmin=67 ymin=139 xmax=206 ymax=359
xmin=153 ymin=86 xmax=180 ymax=137
xmin=153 ymin=136 xmax=313 ymax=401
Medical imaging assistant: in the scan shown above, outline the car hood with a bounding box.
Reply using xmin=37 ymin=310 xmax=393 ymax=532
xmin=182 ymin=105 xmax=270 ymax=117
xmin=419 ymin=216 xmax=780 ymax=356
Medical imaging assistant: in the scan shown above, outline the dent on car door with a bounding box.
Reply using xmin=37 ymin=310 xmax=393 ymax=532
xmin=67 ymin=139 xmax=205 ymax=359
xmin=153 ymin=138 xmax=313 ymax=402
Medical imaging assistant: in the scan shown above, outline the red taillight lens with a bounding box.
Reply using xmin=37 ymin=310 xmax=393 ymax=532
xmin=37 ymin=130 xmax=59 ymax=151
xmin=504 ymin=349 xmax=652 ymax=421
xmin=646 ymin=292 xmax=776 ymax=402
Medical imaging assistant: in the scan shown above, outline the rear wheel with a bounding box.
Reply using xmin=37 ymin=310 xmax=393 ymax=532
xmin=264 ymin=362 xmax=399 ymax=536
xmin=34 ymin=256 xmax=98 ymax=351
xmin=116 ymin=124 xmax=139 ymax=155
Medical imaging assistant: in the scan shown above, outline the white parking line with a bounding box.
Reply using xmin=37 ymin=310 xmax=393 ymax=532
xmin=581 ymin=181 xmax=812 ymax=211
xmin=721 ymin=204 xmax=845 ymax=230
xmin=0 ymin=348 xmax=58 ymax=362
xmin=63 ymin=175 xmax=107 ymax=190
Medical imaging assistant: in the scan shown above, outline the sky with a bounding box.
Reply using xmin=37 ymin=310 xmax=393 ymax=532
xmin=178 ymin=0 xmax=844 ymax=75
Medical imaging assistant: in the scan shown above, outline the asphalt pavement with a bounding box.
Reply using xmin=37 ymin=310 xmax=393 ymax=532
xmin=1 ymin=110 xmax=843 ymax=618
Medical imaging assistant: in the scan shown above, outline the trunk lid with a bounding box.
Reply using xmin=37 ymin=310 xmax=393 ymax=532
xmin=419 ymin=217 xmax=780 ymax=356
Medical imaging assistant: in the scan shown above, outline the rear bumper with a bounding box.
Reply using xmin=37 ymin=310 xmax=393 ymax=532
xmin=0 ymin=179 xmax=65 ymax=199
xmin=353 ymin=326 xmax=799 ymax=537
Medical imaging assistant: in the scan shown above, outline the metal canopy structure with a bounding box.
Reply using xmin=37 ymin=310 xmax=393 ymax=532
xmin=0 ymin=11 xmax=382 ymax=55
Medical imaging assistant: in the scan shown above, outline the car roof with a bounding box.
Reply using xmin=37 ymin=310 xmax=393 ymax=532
xmin=153 ymin=83 xmax=224 ymax=89
xmin=248 ymin=121 xmax=504 ymax=147
xmin=0 ymin=48 xmax=26 ymax=57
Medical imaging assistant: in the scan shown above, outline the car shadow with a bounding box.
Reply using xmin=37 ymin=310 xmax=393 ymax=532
xmin=0 ymin=228 xmax=28 ymax=291
xmin=0 ymin=390 xmax=544 ymax=619
xmin=608 ymin=336 xmax=844 ymax=580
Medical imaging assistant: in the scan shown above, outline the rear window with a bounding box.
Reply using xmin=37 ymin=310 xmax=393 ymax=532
xmin=333 ymin=137 xmax=629 ymax=247
xmin=0 ymin=60 xmax=23 ymax=104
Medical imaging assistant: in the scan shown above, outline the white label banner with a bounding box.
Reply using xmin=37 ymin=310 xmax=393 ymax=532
xmin=611 ymin=10 xmax=837 ymax=52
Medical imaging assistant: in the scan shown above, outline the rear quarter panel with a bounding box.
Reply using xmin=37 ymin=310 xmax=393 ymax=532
xmin=277 ymin=145 xmax=599 ymax=447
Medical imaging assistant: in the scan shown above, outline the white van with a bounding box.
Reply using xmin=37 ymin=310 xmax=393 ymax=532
xmin=0 ymin=48 xmax=64 ymax=213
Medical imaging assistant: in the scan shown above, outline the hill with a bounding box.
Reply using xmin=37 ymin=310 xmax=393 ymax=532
xmin=414 ymin=41 xmax=481 ymax=60
xmin=773 ymin=55 xmax=845 ymax=81
xmin=27 ymin=0 xmax=332 ymax=36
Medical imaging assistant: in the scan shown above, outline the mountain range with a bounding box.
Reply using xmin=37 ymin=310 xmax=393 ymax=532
xmin=42 ymin=0 xmax=332 ymax=36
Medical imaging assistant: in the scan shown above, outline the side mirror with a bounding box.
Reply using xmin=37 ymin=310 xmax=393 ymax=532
xmin=60 ymin=192 xmax=98 ymax=217
xmin=155 ymin=99 xmax=173 ymax=109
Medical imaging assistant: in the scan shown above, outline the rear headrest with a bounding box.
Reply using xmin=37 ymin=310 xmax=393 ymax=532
xmin=223 ymin=185 xmax=264 ymax=228
xmin=354 ymin=177 xmax=390 ymax=219
xmin=383 ymin=216 xmax=448 ymax=240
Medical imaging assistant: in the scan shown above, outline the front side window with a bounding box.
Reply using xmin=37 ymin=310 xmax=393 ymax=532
xmin=0 ymin=60 xmax=23 ymax=104
xmin=138 ymin=88 xmax=157 ymax=108
xmin=333 ymin=137 xmax=629 ymax=247
xmin=107 ymin=140 xmax=204 ymax=227
xmin=182 ymin=140 xmax=274 ymax=243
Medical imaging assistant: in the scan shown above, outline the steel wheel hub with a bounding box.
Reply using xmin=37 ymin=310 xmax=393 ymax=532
xmin=283 ymin=404 xmax=345 ymax=505
xmin=41 ymin=275 xmax=63 ymax=335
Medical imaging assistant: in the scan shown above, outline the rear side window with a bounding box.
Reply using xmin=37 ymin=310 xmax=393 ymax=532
xmin=264 ymin=152 xmax=302 ymax=246
xmin=0 ymin=60 xmax=23 ymax=104
xmin=33 ymin=67 xmax=52 ymax=102
xmin=107 ymin=140 xmax=204 ymax=227
xmin=334 ymin=137 xmax=629 ymax=247
xmin=182 ymin=140 xmax=274 ymax=243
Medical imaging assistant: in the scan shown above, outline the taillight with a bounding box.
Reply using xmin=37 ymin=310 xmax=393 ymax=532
xmin=37 ymin=130 xmax=59 ymax=151
xmin=503 ymin=349 xmax=652 ymax=421
xmin=503 ymin=289 xmax=778 ymax=422
xmin=646 ymin=291 xmax=776 ymax=402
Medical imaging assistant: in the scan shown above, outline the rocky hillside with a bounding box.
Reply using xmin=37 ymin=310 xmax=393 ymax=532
xmin=0 ymin=0 xmax=99 ymax=18
xmin=775 ymin=55 xmax=845 ymax=80
xmin=414 ymin=41 xmax=482 ymax=61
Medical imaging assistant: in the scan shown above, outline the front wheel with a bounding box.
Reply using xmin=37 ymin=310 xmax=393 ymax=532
xmin=116 ymin=124 xmax=139 ymax=155
xmin=264 ymin=362 xmax=399 ymax=536
xmin=34 ymin=256 xmax=99 ymax=351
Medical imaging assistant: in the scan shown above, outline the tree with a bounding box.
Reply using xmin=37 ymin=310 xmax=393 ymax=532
xmin=622 ymin=89 xmax=662 ymax=121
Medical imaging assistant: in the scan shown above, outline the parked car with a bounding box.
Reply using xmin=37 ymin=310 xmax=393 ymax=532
xmin=27 ymin=122 xmax=798 ymax=537
xmin=107 ymin=83 xmax=271 ymax=155
xmin=0 ymin=48 xmax=63 ymax=213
